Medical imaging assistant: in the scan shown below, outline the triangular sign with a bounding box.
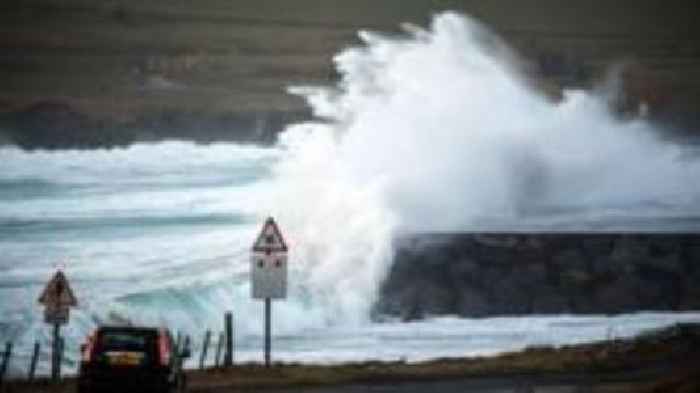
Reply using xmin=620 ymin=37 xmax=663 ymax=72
xmin=38 ymin=270 xmax=77 ymax=307
xmin=252 ymin=217 xmax=288 ymax=253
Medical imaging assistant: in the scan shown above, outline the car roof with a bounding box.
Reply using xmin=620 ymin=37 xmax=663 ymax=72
xmin=97 ymin=325 xmax=166 ymax=334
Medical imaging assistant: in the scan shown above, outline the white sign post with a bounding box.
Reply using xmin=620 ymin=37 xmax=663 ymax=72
xmin=38 ymin=270 xmax=77 ymax=382
xmin=251 ymin=217 xmax=288 ymax=367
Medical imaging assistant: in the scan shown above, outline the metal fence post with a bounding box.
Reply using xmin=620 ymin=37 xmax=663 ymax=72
xmin=199 ymin=330 xmax=211 ymax=370
xmin=176 ymin=332 xmax=183 ymax=353
xmin=28 ymin=341 xmax=40 ymax=381
xmin=214 ymin=332 xmax=224 ymax=368
xmin=176 ymin=334 xmax=190 ymax=374
xmin=224 ymin=312 xmax=233 ymax=367
xmin=0 ymin=342 xmax=13 ymax=386
xmin=183 ymin=336 xmax=191 ymax=359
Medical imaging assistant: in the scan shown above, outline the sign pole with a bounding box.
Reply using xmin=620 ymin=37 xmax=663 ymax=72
xmin=250 ymin=217 xmax=287 ymax=369
xmin=38 ymin=269 xmax=77 ymax=384
xmin=58 ymin=336 xmax=64 ymax=380
xmin=264 ymin=298 xmax=271 ymax=367
xmin=51 ymin=322 xmax=60 ymax=382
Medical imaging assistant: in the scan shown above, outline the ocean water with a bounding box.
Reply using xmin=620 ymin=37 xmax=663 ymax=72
xmin=1 ymin=142 xmax=700 ymax=376
xmin=0 ymin=143 xmax=283 ymax=374
xmin=3 ymin=12 xmax=700 ymax=375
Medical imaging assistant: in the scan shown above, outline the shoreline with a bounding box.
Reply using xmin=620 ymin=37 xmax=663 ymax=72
xmin=4 ymin=323 xmax=699 ymax=393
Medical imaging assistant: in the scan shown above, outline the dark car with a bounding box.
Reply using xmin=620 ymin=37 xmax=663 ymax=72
xmin=77 ymin=326 xmax=189 ymax=393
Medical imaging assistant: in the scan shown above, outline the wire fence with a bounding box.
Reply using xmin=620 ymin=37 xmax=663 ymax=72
xmin=0 ymin=313 xmax=235 ymax=387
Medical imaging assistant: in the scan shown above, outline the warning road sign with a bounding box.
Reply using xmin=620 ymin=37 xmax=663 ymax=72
xmin=38 ymin=270 xmax=77 ymax=325
xmin=251 ymin=217 xmax=288 ymax=299
xmin=249 ymin=216 xmax=289 ymax=367
xmin=44 ymin=304 xmax=69 ymax=325
xmin=252 ymin=217 xmax=288 ymax=254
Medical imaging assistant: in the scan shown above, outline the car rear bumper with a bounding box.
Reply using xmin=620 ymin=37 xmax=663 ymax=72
xmin=78 ymin=367 xmax=172 ymax=393
xmin=79 ymin=381 xmax=171 ymax=393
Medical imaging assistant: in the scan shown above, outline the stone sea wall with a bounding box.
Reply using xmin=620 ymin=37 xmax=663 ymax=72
xmin=375 ymin=234 xmax=700 ymax=319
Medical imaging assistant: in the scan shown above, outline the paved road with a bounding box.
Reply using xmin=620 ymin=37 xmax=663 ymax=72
xmin=189 ymin=367 xmax=669 ymax=393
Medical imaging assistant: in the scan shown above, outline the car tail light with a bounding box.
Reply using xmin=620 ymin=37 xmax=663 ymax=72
xmin=157 ymin=330 xmax=171 ymax=366
xmin=81 ymin=331 xmax=96 ymax=363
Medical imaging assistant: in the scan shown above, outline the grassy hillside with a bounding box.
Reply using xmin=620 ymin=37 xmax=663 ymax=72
xmin=1 ymin=0 xmax=699 ymax=147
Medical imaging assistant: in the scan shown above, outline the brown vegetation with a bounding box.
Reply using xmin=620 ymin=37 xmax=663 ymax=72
xmin=3 ymin=323 xmax=698 ymax=392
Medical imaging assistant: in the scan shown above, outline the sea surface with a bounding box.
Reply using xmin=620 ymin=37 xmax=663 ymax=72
xmin=1 ymin=142 xmax=700 ymax=376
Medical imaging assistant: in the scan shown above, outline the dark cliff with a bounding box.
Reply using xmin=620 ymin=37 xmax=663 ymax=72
xmin=375 ymin=234 xmax=700 ymax=319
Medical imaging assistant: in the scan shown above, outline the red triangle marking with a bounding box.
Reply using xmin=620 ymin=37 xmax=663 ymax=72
xmin=252 ymin=217 xmax=288 ymax=252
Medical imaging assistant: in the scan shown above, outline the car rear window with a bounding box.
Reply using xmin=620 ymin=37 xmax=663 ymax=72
xmin=100 ymin=332 xmax=150 ymax=351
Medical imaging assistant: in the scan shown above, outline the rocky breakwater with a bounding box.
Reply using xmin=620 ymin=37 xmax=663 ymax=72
xmin=375 ymin=234 xmax=700 ymax=320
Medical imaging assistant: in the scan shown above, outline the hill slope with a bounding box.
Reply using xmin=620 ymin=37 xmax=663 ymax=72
xmin=1 ymin=0 xmax=699 ymax=148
